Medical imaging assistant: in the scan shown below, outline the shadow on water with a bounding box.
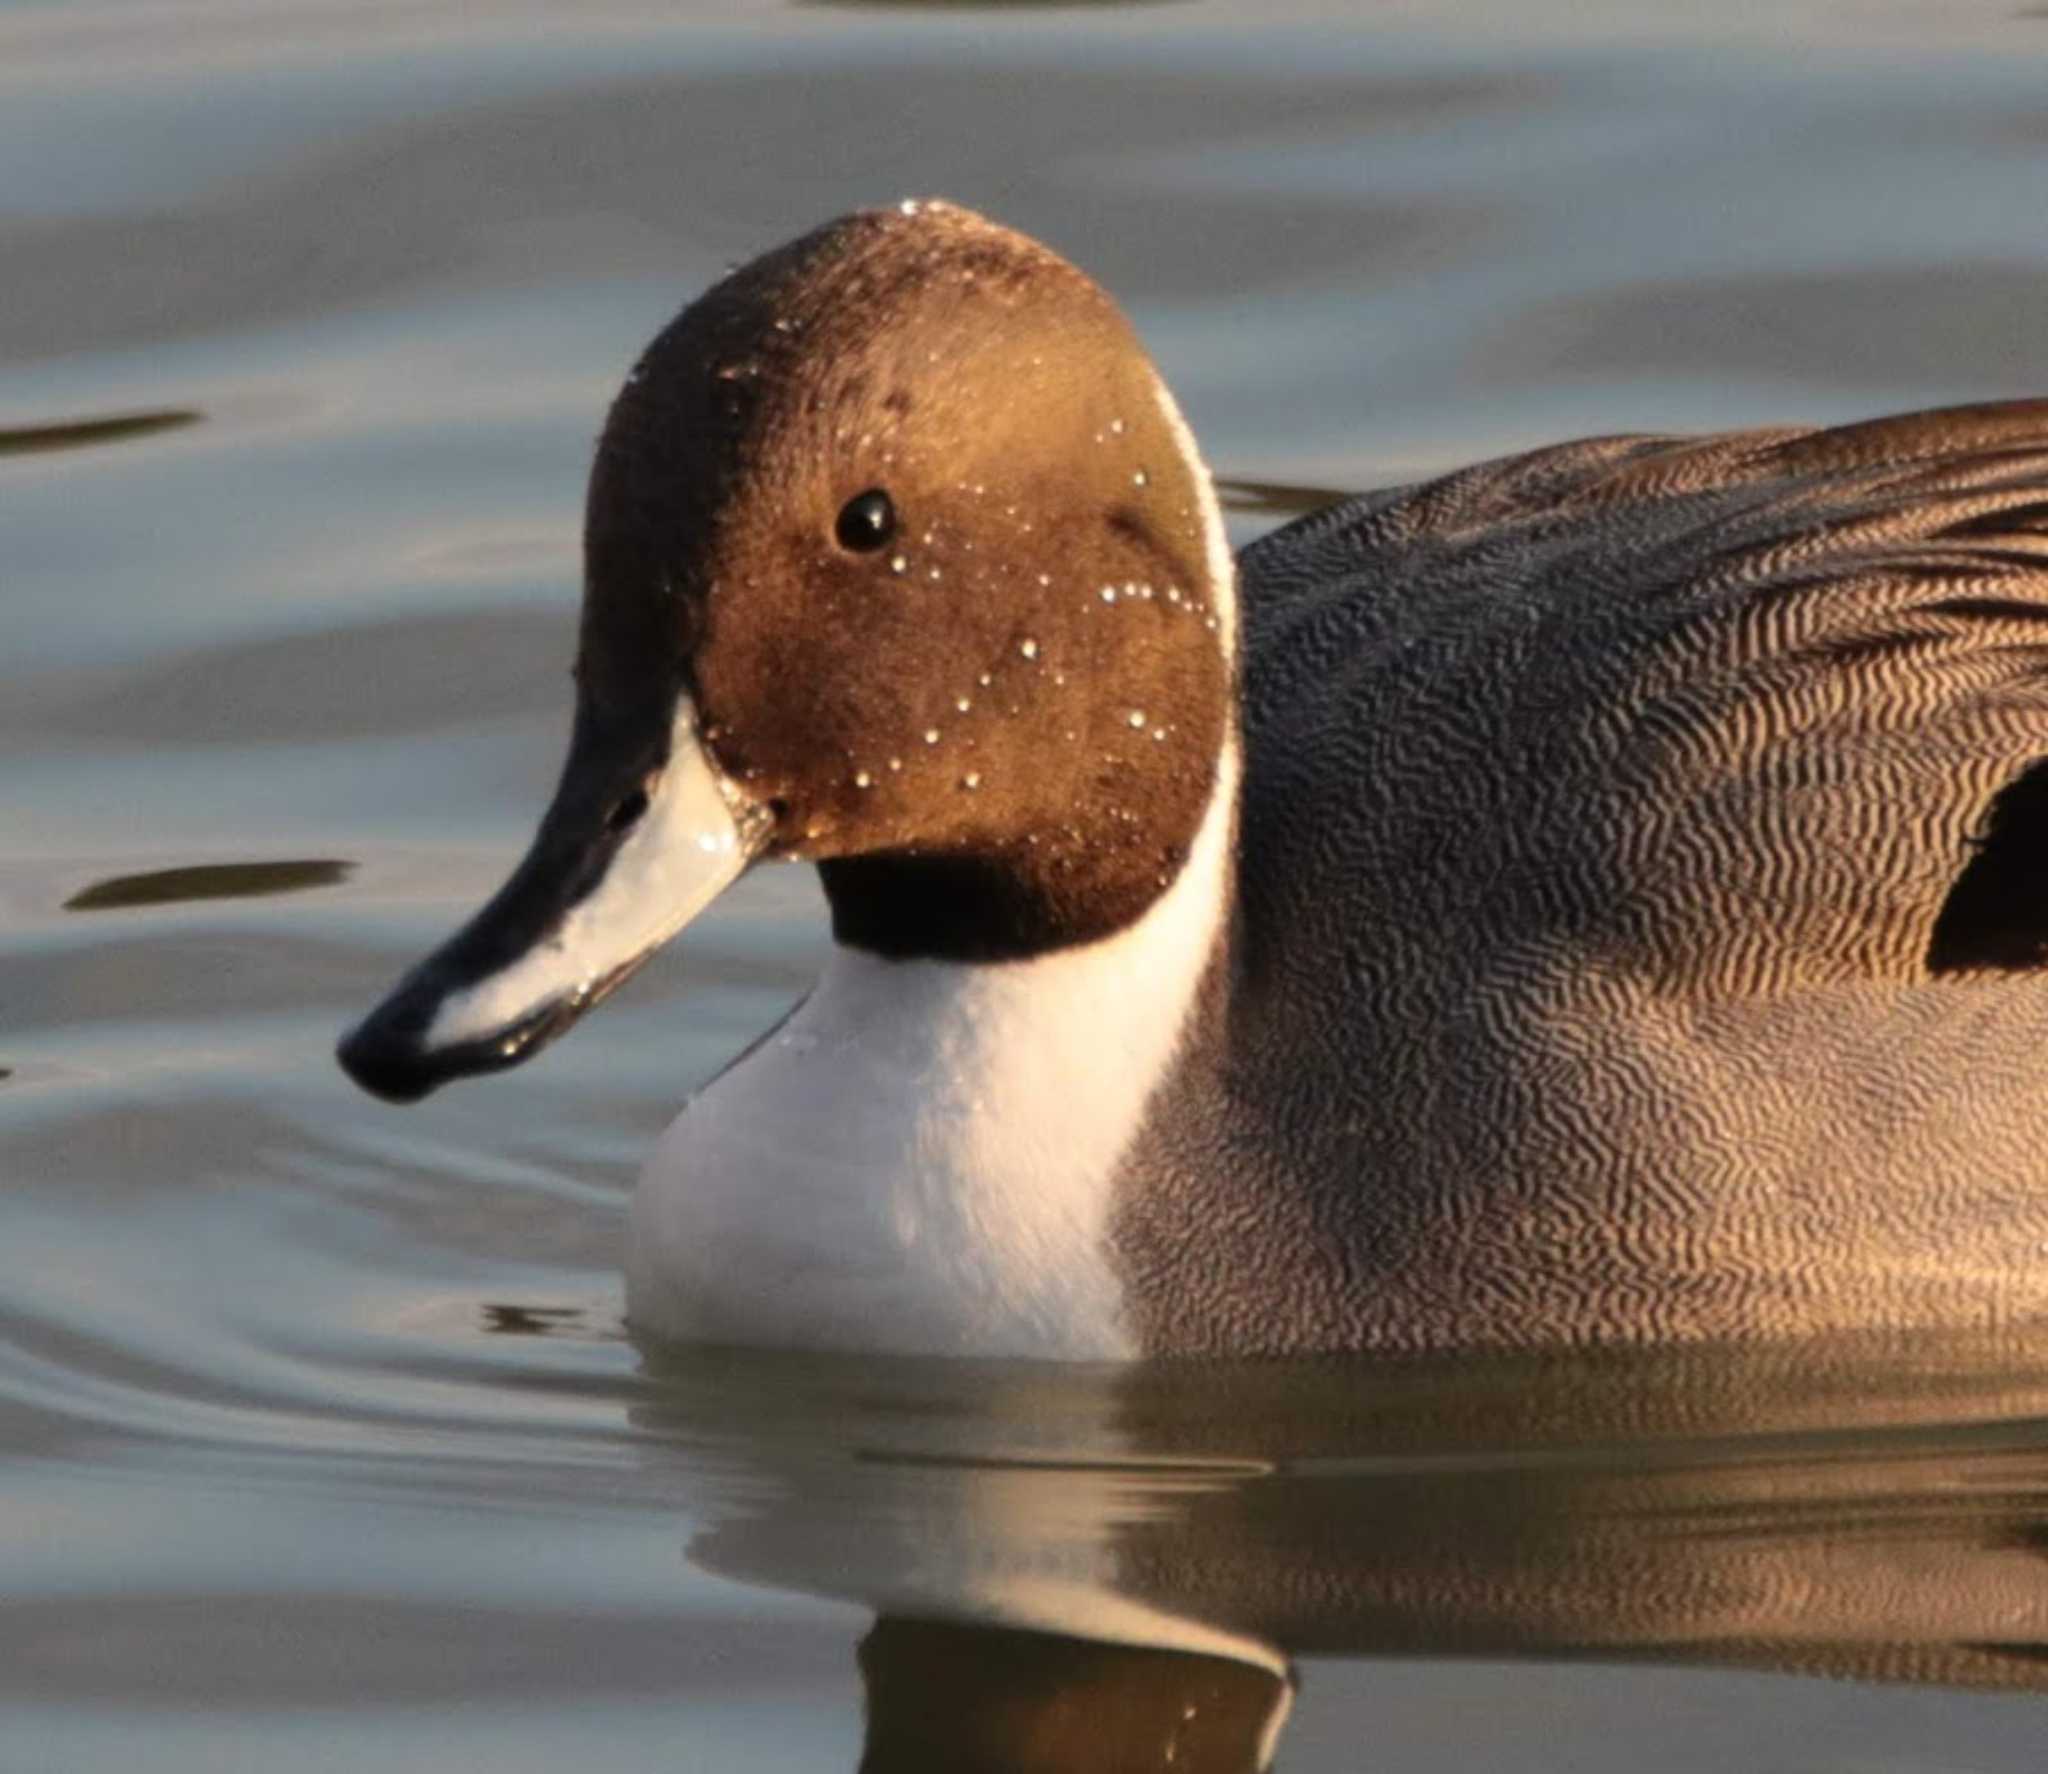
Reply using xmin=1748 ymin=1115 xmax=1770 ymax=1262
xmin=63 ymin=859 xmax=354 ymax=912
xmin=479 ymin=1303 xmax=606 ymax=1338
xmin=0 ymin=408 xmax=199 ymax=456
xmin=632 ymin=1327 xmax=2048 ymax=1771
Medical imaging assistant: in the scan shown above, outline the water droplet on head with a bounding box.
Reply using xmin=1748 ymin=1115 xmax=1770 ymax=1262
xmin=890 ymin=555 xmax=908 ymax=574
xmin=854 ymin=770 xmax=873 ymax=789
xmin=1127 ymin=710 xmax=1147 ymax=728
xmin=924 ymin=728 xmax=941 ymax=745
xmin=955 ymin=696 xmax=971 ymax=713
xmin=1020 ymin=638 xmax=1039 ymax=659
xmin=1100 ymin=585 xmax=1118 ymax=604
xmin=962 ymin=771 xmax=982 ymax=791
xmin=1133 ymin=470 xmax=1149 ymax=487
xmin=889 ymin=757 xmax=903 ymax=772
xmin=978 ymin=670 xmax=994 ymax=685
xmin=1110 ymin=418 xmax=1125 ymax=435
xmin=899 ymin=198 xmax=922 ymax=216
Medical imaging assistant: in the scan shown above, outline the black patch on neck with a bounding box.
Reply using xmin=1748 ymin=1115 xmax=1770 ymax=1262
xmin=821 ymin=837 xmax=1187 ymax=965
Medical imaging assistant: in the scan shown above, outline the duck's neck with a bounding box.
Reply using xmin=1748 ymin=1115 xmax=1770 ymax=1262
xmin=626 ymin=735 xmax=1240 ymax=1359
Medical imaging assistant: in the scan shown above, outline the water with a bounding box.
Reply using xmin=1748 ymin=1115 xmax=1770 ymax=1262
xmin=8 ymin=1 xmax=2048 ymax=1766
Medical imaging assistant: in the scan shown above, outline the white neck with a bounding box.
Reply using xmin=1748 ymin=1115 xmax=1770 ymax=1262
xmin=625 ymin=736 xmax=1239 ymax=1359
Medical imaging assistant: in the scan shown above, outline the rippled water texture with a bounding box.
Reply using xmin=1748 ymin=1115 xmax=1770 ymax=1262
xmin=9 ymin=2 xmax=2048 ymax=1767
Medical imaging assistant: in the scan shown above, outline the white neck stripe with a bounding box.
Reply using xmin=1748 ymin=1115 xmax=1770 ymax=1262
xmin=1151 ymin=368 xmax=1239 ymax=661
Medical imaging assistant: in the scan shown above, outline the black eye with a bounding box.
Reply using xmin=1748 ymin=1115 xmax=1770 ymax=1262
xmin=835 ymin=488 xmax=897 ymax=553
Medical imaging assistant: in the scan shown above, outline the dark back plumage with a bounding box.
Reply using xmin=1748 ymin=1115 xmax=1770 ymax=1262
xmin=1117 ymin=401 xmax=2048 ymax=1353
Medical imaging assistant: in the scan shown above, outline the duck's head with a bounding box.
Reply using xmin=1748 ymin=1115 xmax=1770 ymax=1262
xmin=339 ymin=201 xmax=1235 ymax=1103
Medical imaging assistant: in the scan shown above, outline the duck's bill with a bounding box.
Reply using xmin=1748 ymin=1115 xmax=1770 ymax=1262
xmin=337 ymin=698 xmax=769 ymax=1104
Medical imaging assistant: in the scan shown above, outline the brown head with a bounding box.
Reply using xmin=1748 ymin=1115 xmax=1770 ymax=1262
xmin=339 ymin=201 xmax=1236 ymax=1100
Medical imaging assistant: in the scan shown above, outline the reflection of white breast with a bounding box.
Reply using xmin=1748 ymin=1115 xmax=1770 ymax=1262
xmin=692 ymin=1451 xmax=1293 ymax=1683
xmin=625 ymin=745 xmax=1238 ymax=1360
xmin=668 ymin=1353 xmax=1293 ymax=1764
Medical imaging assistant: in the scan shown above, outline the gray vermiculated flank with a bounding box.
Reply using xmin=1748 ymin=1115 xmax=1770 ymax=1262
xmin=1114 ymin=401 xmax=2048 ymax=1355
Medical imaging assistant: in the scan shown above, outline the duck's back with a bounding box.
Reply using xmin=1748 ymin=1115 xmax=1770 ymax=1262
xmin=1117 ymin=402 xmax=2048 ymax=1354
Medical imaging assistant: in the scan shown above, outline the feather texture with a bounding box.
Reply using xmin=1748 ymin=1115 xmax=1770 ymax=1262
xmin=1115 ymin=400 xmax=2048 ymax=1353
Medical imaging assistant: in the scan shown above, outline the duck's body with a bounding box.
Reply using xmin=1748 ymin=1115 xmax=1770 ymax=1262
xmin=1129 ymin=413 xmax=2048 ymax=1353
xmin=342 ymin=202 xmax=2048 ymax=1359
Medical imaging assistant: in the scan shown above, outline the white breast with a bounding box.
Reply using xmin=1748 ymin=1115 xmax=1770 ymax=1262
xmin=624 ymin=742 xmax=1239 ymax=1360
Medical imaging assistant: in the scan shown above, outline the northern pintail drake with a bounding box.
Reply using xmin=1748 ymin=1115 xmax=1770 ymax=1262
xmin=341 ymin=200 xmax=2048 ymax=1359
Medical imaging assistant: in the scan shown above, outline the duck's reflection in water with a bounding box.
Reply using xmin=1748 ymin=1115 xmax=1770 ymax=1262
xmin=631 ymin=1328 xmax=2048 ymax=1771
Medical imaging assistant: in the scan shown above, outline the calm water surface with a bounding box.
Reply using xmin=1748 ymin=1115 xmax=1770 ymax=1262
xmin=9 ymin=2 xmax=2048 ymax=1767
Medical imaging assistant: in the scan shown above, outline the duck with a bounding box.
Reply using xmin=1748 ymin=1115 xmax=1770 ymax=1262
xmin=339 ymin=199 xmax=2048 ymax=1360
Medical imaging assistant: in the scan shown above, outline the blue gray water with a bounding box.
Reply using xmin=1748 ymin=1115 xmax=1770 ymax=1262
xmin=8 ymin=2 xmax=2048 ymax=1767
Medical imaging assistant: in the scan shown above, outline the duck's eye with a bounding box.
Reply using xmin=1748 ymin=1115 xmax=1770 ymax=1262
xmin=834 ymin=488 xmax=897 ymax=553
